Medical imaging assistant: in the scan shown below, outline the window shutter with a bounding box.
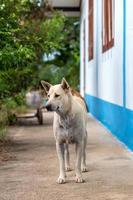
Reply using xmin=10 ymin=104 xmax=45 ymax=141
xmin=102 ymin=0 xmax=114 ymax=53
xmin=88 ymin=0 xmax=94 ymax=61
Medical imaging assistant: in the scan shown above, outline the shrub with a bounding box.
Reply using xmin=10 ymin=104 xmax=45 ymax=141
xmin=0 ymin=92 xmax=27 ymax=127
xmin=0 ymin=103 xmax=8 ymax=140
xmin=0 ymin=68 xmax=35 ymax=98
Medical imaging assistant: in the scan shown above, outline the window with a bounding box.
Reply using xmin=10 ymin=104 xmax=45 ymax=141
xmin=102 ymin=0 xmax=114 ymax=53
xmin=88 ymin=0 xmax=94 ymax=61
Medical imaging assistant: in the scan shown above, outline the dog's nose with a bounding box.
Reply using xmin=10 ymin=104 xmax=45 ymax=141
xmin=45 ymin=104 xmax=52 ymax=111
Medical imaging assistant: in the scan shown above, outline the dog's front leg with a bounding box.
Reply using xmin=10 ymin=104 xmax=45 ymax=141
xmin=56 ymin=142 xmax=66 ymax=184
xmin=75 ymin=142 xmax=85 ymax=183
xmin=82 ymin=137 xmax=88 ymax=172
xmin=64 ymin=143 xmax=71 ymax=171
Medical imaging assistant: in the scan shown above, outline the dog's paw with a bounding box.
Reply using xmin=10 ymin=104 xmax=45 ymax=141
xmin=82 ymin=166 xmax=88 ymax=173
xmin=57 ymin=176 xmax=66 ymax=184
xmin=75 ymin=176 xmax=85 ymax=183
xmin=65 ymin=166 xmax=72 ymax=172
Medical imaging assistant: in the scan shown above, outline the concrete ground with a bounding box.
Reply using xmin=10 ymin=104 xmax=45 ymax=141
xmin=0 ymin=112 xmax=133 ymax=200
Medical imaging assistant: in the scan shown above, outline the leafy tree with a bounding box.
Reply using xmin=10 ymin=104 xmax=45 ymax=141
xmin=0 ymin=0 xmax=80 ymax=101
xmin=0 ymin=0 xmax=69 ymax=97
xmin=38 ymin=17 xmax=80 ymax=89
xmin=0 ymin=0 xmax=80 ymax=134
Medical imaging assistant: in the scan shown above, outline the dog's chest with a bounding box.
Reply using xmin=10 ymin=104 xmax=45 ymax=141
xmin=59 ymin=116 xmax=76 ymax=143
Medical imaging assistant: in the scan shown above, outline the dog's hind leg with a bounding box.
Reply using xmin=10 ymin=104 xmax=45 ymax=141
xmin=81 ymin=136 xmax=88 ymax=172
xmin=56 ymin=142 xmax=66 ymax=184
xmin=64 ymin=143 xmax=72 ymax=172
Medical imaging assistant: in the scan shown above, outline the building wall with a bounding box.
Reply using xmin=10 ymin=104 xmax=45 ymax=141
xmin=80 ymin=0 xmax=87 ymax=97
xmin=126 ymin=0 xmax=133 ymax=110
xmin=80 ymin=0 xmax=133 ymax=151
xmin=80 ymin=0 xmax=123 ymax=105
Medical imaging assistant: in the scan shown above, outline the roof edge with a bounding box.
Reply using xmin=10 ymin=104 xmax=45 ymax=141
xmin=53 ymin=6 xmax=80 ymax=12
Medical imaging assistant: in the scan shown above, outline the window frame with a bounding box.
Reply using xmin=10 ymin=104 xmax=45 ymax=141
xmin=88 ymin=0 xmax=94 ymax=61
xmin=102 ymin=0 xmax=115 ymax=53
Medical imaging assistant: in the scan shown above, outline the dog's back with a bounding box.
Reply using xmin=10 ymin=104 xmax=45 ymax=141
xmin=71 ymin=89 xmax=89 ymax=113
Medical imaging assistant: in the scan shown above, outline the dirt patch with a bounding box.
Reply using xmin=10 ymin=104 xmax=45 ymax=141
xmin=0 ymin=139 xmax=16 ymax=163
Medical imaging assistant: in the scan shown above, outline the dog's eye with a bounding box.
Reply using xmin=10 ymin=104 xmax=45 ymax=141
xmin=47 ymin=94 xmax=50 ymax=98
xmin=55 ymin=94 xmax=60 ymax=98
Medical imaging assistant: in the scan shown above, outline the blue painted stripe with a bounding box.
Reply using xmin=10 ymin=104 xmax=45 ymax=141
xmin=123 ymin=0 xmax=126 ymax=107
xmin=85 ymin=94 xmax=133 ymax=151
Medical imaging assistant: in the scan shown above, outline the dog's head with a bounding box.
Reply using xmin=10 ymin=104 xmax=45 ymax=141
xmin=41 ymin=78 xmax=71 ymax=114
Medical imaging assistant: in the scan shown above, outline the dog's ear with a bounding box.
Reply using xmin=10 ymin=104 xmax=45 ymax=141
xmin=41 ymin=80 xmax=52 ymax=94
xmin=61 ymin=78 xmax=70 ymax=91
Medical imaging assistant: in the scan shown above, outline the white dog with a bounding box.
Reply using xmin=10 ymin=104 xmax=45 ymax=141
xmin=41 ymin=78 xmax=88 ymax=184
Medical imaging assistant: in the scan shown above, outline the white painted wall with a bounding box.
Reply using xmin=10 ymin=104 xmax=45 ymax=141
xmin=97 ymin=0 xmax=123 ymax=106
xmin=80 ymin=0 xmax=97 ymax=97
xmin=80 ymin=0 xmax=87 ymax=96
xmin=80 ymin=0 xmax=124 ymax=106
xmin=126 ymin=0 xmax=133 ymax=110
xmin=85 ymin=0 xmax=98 ymax=97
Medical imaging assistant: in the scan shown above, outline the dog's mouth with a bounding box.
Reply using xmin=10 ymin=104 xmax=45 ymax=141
xmin=57 ymin=106 xmax=60 ymax=111
xmin=55 ymin=106 xmax=61 ymax=113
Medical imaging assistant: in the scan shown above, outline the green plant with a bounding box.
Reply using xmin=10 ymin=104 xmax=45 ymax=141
xmin=1 ymin=92 xmax=27 ymax=125
xmin=0 ymin=0 xmax=80 ymax=132
xmin=0 ymin=104 xmax=8 ymax=140
xmin=0 ymin=126 xmax=7 ymax=140
xmin=0 ymin=68 xmax=35 ymax=98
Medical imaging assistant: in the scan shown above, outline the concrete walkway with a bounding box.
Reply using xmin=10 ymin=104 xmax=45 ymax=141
xmin=0 ymin=112 xmax=133 ymax=200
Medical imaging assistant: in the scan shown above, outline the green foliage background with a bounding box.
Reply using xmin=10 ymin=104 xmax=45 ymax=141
xmin=0 ymin=0 xmax=80 ymax=134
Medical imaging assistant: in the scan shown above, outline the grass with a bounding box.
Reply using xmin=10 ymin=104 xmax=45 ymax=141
xmin=0 ymin=126 xmax=7 ymax=140
xmin=0 ymin=93 xmax=29 ymax=140
xmin=0 ymin=103 xmax=27 ymax=140
xmin=0 ymin=104 xmax=8 ymax=140
xmin=14 ymin=105 xmax=28 ymax=115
